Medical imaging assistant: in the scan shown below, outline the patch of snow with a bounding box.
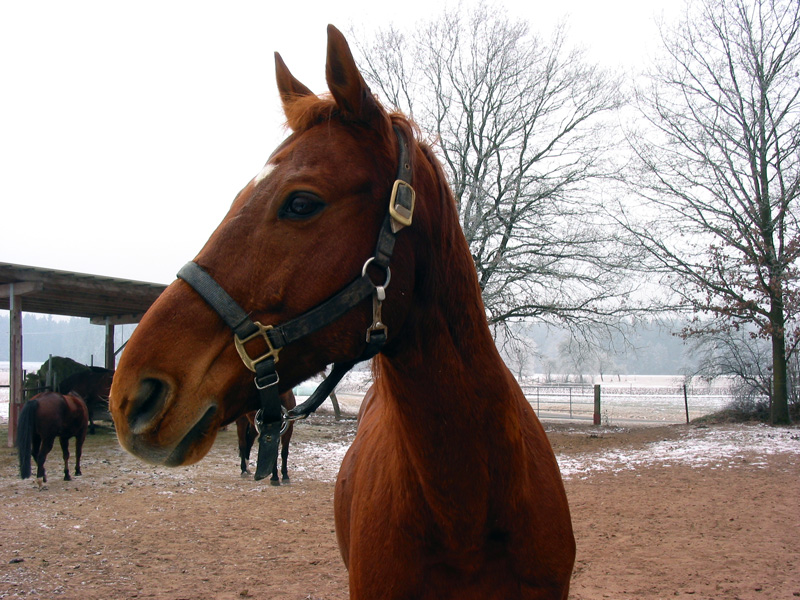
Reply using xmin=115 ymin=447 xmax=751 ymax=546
xmin=557 ymin=424 xmax=800 ymax=480
xmin=289 ymin=441 xmax=351 ymax=483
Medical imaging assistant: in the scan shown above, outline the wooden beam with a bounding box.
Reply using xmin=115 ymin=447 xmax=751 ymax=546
xmin=3 ymin=271 xmax=159 ymax=298
xmin=89 ymin=313 xmax=145 ymax=326
xmin=0 ymin=281 xmax=43 ymax=298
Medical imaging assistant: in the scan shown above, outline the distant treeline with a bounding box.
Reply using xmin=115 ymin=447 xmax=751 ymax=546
xmin=0 ymin=313 xmax=135 ymax=366
xmin=499 ymin=320 xmax=694 ymax=378
xmin=1 ymin=312 xmax=691 ymax=376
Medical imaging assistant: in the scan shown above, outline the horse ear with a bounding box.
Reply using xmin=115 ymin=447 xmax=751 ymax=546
xmin=275 ymin=51 xmax=314 ymax=120
xmin=325 ymin=24 xmax=384 ymax=126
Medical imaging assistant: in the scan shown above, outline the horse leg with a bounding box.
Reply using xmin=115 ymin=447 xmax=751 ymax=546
xmin=60 ymin=436 xmax=72 ymax=481
xmin=31 ymin=432 xmax=42 ymax=471
xmin=36 ymin=436 xmax=55 ymax=485
xmin=74 ymin=428 xmax=86 ymax=477
xmin=280 ymin=424 xmax=293 ymax=484
xmin=237 ymin=416 xmax=256 ymax=477
xmin=270 ymin=455 xmax=280 ymax=486
xmin=279 ymin=444 xmax=290 ymax=484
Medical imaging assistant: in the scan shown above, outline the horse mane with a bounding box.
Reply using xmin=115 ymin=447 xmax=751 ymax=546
xmin=390 ymin=114 xmax=484 ymax=308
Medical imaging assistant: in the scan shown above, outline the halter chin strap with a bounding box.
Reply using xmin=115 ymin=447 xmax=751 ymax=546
xmin=177 ymin=126 xmax=415 ymax=480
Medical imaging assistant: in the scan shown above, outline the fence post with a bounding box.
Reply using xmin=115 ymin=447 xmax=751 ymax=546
xmin=593 ymin=384 xmax=601 ymax=425
xmin=569 ymin=387 xmax=573 ymax=418
xmin=683 ymin=384 xmax=690 ymax=424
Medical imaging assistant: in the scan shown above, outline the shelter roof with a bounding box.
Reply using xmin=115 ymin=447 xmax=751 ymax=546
xmin=0 ymin=262 xmax=167 ymax=324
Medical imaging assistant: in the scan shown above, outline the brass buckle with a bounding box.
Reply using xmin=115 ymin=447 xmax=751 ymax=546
xmin=234 ymin=322 xmax=281 ymax=372
xmin=389 ymin=180 xmax=415 ymax=230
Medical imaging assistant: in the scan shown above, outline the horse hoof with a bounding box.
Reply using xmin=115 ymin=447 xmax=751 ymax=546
xmin=36 ymin=478 xmax=44 ymax=490
xmin=240 ymin=472 xmax=252 ymax=479
xmin=282 ymin=477 xmax=291 ymax=485
xmin=64 ymin=475 xmax=72 ymax=482
xmin=270 ymin=479 xmax=281 ymax=487
xmin=75 ymin=469 xmax=82 ymax=477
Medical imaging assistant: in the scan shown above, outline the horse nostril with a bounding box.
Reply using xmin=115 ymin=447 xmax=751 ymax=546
xmin=128 ymin=378 xmax=170 ymax=434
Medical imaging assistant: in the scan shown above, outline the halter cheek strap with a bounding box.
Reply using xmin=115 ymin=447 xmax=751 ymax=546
xmin=177 ymin=126 xmax=415 ymax=481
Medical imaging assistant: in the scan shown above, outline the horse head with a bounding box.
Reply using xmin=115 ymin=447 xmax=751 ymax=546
xmin=110 ymin=25 xmax=436 ymax=467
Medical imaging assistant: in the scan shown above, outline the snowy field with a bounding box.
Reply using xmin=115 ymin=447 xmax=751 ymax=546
xmin=0 ymin=362 xmax=42 ymax=421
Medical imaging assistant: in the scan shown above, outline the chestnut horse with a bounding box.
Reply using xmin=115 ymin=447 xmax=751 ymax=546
xmin=235 ymin=390 xmax=296 ymax=483
xmin=110 ymin=25 xmax=574 ymax=599
xmin=17 ymin=391 xmax=89 ymax=487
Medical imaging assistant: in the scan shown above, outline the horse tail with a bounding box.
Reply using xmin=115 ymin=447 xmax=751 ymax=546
xmin=16 ymin=398 xmax=39 ymax=479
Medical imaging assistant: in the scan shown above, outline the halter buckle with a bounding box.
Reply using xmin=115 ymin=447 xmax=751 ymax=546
xmin=389 ymin=180 xmax=415 ymax=232
xmin=234 ymin=321 xmax=281 ymax=372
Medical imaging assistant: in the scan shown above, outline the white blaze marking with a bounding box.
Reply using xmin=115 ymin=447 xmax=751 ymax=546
xmin=253 ymin=163 xmax=276 ymax=185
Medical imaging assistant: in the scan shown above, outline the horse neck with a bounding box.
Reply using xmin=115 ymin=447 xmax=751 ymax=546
xmin=376 ymin=198 xmax=520 ymax=433
xmin=372 ymin=225 xmax=524 ymax=527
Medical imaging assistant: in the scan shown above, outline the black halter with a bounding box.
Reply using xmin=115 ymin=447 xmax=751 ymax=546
xmin=176 ymin=126 xmax=415 ymax=480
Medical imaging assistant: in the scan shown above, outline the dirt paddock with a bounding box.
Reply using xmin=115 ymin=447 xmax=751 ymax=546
xmin=0 ymin=410 xmax=798 ymax=600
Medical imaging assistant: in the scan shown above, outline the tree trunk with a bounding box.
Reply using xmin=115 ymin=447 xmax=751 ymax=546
xmin=770 ymin=302 xmax=791 ymax=425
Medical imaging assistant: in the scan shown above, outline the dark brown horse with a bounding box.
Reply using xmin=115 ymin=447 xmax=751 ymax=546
xmin=59 ymin=366 xmax=113 ymax=433
xmin=17 ymin=391 xmax=89 ymax=488
xmin=110 ymin=25 xmax=574 ymax=599
xmin=235 ymin=390 xmax=296 ymax=484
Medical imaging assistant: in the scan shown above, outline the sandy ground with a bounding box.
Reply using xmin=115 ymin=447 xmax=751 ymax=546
xmin=0 ymin=404 xmax=798 ymax=600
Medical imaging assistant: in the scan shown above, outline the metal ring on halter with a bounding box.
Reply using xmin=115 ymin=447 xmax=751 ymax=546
xmin=362 ymin=257 xmax=391 ymax=288
xmin=254 ymin=406 xmax=290 ymax=436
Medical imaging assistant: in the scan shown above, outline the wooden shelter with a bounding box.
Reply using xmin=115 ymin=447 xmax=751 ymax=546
xmin=0 ymin=262 xmax=167 ymax=445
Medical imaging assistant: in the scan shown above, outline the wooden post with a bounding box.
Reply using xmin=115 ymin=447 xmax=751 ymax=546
xmin=1 ymin=281 xmax=43 ymax=446
xmin=104 ymin=319 xmax=115 ymax=370
xmin=8 ymin=287 xmax=23 ymax=447
xmin=329 ymin=391 xmax=342 ymax=420
xmin=683 ymin=383 xmax=690 ymax=424
xmin=593 ymin=384 xmax=601 ymax=426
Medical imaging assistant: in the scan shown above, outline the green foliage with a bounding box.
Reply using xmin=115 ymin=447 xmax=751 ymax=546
xmin=22 ymin=355 xmax=91 ymax=400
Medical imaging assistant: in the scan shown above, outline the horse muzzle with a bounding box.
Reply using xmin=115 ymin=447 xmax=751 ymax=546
xmin=112 ymin=376 xmax=219 ymax=467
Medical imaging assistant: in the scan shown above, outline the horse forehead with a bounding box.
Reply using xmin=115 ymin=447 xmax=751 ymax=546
xmin=248 ymin=125 xmax=387 ymax=200
xmin=279 ymin=125 xmax=382 ymax=177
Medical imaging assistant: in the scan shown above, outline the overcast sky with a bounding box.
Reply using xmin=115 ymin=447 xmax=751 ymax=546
xmin=0 ymin=0 xmax=680 ymax=285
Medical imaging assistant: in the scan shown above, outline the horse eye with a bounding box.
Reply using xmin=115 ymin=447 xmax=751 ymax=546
xmin=280 ymin=192 xmax=326 ymax=219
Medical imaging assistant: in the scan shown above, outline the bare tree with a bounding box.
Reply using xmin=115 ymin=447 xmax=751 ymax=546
xmin=622 ymin=0 xmax=800 ymax=423
xmin=689 ymin=328 xmax=773 ymax=404
xmin=352 ymin=3 xmax=641 ymax=335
